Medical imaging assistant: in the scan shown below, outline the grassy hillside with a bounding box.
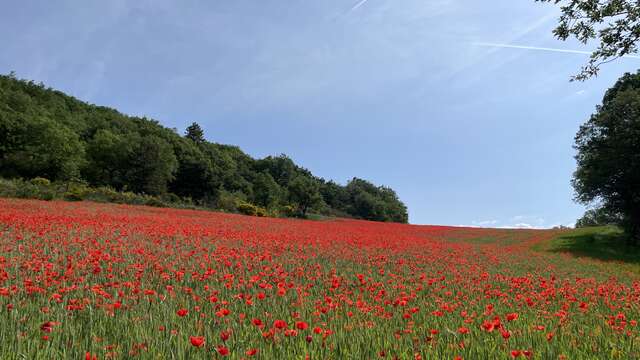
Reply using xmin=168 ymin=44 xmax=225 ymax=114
xmin=535 ymin=226 xmax=640 ymax=273
xmin=1 ymin=198 xmax=639 ymax=359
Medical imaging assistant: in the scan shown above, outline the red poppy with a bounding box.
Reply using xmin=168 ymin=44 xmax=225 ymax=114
xmin=220 ymin=331 xmax=230 ymax=341
xmin=40 ymin=321 xmax=57 ymax=333
xmin=217 ymin=346 xmax=229 ymax=356
xmin=190 ymin=336 xmax=205 ymax=347
xmin=482 ymin=321 xmax=495 ymax=332
xmin=274 ymin=320 xmax=287 ymax=329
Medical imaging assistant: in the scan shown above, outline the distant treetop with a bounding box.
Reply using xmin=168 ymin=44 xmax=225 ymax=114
xmin=185 ymin=122 xmax=205 ymax=144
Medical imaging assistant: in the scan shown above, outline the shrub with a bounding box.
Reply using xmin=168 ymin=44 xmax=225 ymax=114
xmin=0 ymin=178 xmax=19 ymax=198
xmin=0 ymin=177 xmax=291 ymax=220
xmin=30 ymin=177 xmax=51 ymax=187
xmin=216 ymin=191 xmax=239 ymax=213
xmin=256 ymin=207 xmax=268 ymax=217
xmin=143 ymin=197 xmax=166 ymax=207
xmin=16 ymin=181 xmax=41 ymax=199
xmin=237 ymin=201 xmax=258 ymax=216
xmin=63 ymin=189 xmax=84 ymax=201
xmin=161 ymin=193 xmax=182 ymax=204
xmin=280 ymin=205 xmax=297 ymax=218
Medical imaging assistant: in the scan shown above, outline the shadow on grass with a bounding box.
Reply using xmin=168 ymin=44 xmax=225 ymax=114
xmin=545 ymin=226 xmax=640 ymax=264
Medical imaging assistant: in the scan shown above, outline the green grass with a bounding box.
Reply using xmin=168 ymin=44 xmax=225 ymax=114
xmin=534 ymin=226 xmax=640 ymax=270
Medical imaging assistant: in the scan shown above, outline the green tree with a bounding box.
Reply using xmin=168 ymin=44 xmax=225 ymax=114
xmin=0 ymin=117 xmax=84 ymax=180
xmin=537 ymin=0 xmax=640 ymax=80
xmin=252 ymin=171 xmax=281 ymax=208
xmin=345 ymin=178 xmax=408 ymax=223
xmin=169 ymin=139 xmax=214 ymax=200
xmin=185 ymin=122 xmax=205 ymax=144
xmin=125 ymin=135 xmax=178 ymax=195
xmin=288 ymin=176 xmax=322 ymax=217
xmin=320 ymin=180 xmax=350 ymax=213
xmin=573 ymin=71 xmax=640 ymax=244
xmin=377 ymin=185 xmax=409 ymax=223
xmin=255 ymin=155 xmax=302 ymax=187
xmin=575 ymin=207 xmax=623 ymax=228
xmin=84 ymin=129 xmax=131 ymax=188
xmin=201 ymin=143 xmax=244 ymax=195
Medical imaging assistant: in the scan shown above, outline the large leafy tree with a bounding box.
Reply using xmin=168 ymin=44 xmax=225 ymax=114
xmin=288 ymin=176 xmax=322 ymax=217
xmin=575 ymin=207 xmax=624 ymax=228
xmin=573 ymin=71 xmax=640 ymax=243
xmin=345 ymin=178 xmax=409 ymax=223
xmin=252 ymin=171 xmax=282 ymax=208
xmin=124 ymin=135 xmax=178 ymax=195
xmin=537 ymin=0 xmax=640 ymax=80
xmin=1 ymin=117 xmax=85 ymax=180
xmin=169 ymin=139 xmax=213 ymax=200
xmin=84 ymin=129 xmax=131 ymax=188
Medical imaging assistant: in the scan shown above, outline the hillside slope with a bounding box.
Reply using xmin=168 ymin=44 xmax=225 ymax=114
xmin=1 ymin=198 xmax=638 ymax=359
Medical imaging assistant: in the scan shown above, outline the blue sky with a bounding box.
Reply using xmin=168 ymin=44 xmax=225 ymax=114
xmin=2 ymin=0 xmax=639 ymax=227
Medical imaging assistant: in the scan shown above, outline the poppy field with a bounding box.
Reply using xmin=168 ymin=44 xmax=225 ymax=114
xmin=0 ymin=199 xmax=639 ymax=359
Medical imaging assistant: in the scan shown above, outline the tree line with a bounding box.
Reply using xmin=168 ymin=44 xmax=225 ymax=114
xmin=0 ymin=73 xmax=408 ymax=223
xmin=531 ymin=0 xmax=640 ymax=244
xmin=572 ymin=71 xmax=640 ymax=244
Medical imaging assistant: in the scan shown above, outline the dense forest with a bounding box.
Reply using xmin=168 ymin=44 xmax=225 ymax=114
xmin=0 ymin=73 xmax=408 ymax=223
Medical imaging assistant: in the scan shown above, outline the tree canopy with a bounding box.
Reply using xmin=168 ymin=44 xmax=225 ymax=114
xmin=0 ymin=73 xmax=409 ymax=223
xmin=185 ymin=122 xmax=205 ymax=144
xmin=537 ymin=0 xmax=640 ymax=80
xmin=575 ymin=207 xmax=624 ymax=228
xmin=572 ymin=70 xmax=640 ymax=243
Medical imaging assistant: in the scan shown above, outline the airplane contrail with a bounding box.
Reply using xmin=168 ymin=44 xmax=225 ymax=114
xmin=349 ymin=0 xmax=370 ymax=12
xmin=474 ymin=42 xmax=640 ymax=59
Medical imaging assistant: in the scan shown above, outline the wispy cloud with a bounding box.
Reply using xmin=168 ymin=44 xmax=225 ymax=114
xmin=444 ymin=12 xmax=557 ymax=82
xmin=474 ymin=42 xmax=640 ymax=59
xmin=349 ymin=0 xmax=370 ymax=12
